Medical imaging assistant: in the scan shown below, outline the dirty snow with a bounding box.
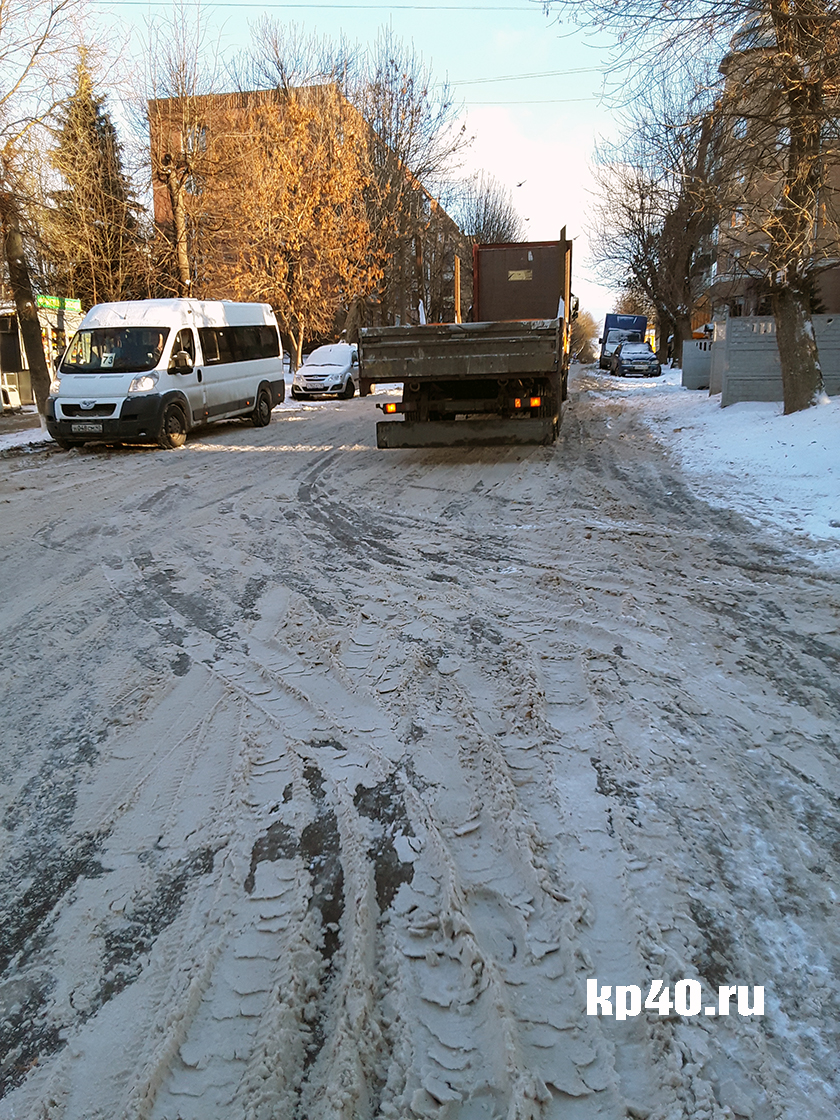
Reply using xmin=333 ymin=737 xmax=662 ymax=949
xmin=5 ymin=366 xmax=838 ymax=555
xmin=0 ymin=365 xmax=838 ymax=1120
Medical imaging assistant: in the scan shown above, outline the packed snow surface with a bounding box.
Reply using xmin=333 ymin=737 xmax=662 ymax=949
xmin=0 ymin=366 xmax=838 ymax=1120
xmin=5 ymin=366 xmax=837 ymax=551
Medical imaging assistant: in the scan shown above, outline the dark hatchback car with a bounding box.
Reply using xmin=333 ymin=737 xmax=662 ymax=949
xmin=609 ymin=341 xmax=662 ymax=378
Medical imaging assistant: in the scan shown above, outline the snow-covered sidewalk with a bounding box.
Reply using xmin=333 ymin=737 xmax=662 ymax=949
xmin=576 ymin=364 xmax=840 ymax=558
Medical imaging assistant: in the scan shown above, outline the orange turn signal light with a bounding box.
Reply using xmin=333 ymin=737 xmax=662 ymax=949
xmin=514 ymin=397 xmax=522 ymax=409
xmin=530 ymin=396 xmax=541 ymax=408
xmin=384 ymin=402 xmax=397 ymax=414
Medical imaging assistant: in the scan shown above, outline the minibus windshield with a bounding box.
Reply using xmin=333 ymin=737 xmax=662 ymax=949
xmin=61 ymin=327 xmax=171 ymax=373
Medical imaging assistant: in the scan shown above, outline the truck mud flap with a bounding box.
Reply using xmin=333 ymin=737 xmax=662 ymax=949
xmin=377 ymin=418 xmax=558 ymax=449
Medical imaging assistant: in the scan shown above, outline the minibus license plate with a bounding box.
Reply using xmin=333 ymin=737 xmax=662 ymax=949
xmin=71 ymin=422 xmax=103 ymax=433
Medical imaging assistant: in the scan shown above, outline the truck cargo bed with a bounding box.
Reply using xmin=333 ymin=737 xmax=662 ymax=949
xmin=359 ymin=320 xmax=560 ymax=384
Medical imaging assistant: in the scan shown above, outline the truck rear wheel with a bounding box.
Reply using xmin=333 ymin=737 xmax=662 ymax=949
xmin=401 ymin=384 xmax=421 ymax=421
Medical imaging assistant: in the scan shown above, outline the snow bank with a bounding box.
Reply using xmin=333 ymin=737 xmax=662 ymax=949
xmin=582 ymin=366 xmax=840 ymax=558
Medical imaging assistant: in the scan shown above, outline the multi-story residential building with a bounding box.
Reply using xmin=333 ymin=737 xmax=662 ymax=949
xmin=698 ymin=11 xmax=840 ymax=318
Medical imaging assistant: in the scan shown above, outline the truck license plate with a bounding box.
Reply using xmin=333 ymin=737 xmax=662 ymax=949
xmin=71 ymin=422 xmax=103 ymax=433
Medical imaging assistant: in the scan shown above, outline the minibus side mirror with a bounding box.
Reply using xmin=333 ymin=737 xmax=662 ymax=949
xmin=171 ymin=350 xmax=193 ymax=372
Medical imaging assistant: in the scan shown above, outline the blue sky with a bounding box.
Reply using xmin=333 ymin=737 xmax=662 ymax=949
xmin=95 ymin=0 xmax=618 ymax=323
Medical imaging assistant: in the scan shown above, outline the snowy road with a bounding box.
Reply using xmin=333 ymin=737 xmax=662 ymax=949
xmin=1 ymin=372 xmax=838 ymax=1119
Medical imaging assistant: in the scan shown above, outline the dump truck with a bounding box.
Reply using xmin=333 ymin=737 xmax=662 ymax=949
xmin=359 ymin=233 xmax=573 ymax=449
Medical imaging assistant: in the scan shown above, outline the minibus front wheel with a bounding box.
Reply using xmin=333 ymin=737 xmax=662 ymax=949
xmin=158 ymin=401 xmax=188 ymax=449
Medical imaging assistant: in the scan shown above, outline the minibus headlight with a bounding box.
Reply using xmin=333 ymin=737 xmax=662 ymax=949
xmin=128 ymin=373 xmax=160 ymax=394
xmin=49 ymin=376 xmax=62 ymax=395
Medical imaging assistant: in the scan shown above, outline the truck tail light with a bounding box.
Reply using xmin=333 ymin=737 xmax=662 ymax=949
xmin=514 ymin=397 xmax=522 ymax=409
xmin=530 ymin=396 xmax=541 ymax=408
xmin=384 ymin=402 xmax=397 ymax=414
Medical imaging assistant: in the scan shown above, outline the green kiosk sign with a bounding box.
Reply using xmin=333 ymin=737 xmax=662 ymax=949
xmin=36 ymin=295 xmax=82 ymax=312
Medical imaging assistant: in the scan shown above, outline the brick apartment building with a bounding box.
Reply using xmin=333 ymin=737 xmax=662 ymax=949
xmin=147 ymin=86 xmax=471 ymax=344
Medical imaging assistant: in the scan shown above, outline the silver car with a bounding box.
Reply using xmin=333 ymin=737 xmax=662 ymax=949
xmin=291 ymin=343 xmax=358 ymax=400
xmin=609 ymin=341 xmax=662 ymax=378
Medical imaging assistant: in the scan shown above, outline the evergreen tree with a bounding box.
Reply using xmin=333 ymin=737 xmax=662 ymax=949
xmin=46 ymin=53 xmax=144 ymax=307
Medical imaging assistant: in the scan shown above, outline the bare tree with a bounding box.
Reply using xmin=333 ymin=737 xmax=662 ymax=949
xmin=0 ymin=0 xmax=83 ymax=414
xmin=351 ymin=27 xmax=471 ymax=323
xmin=238 ymin=17 xmax=356 ymax=94
xmin=145 ymin=1 xmax=222 ymax=296
xmin=452 ymin=171 xmax=526 ymax=244
xmin=570 ymin=308 xmax=599 ymax=362
xmin=544 ymin=0 xmax=840 ymax=413
xmin=590 ymin=89 xmax=718 ymax=364
xmin=355 ymin=26 xmax=469 ymax=194
xmin=707 ymin=12 xmax=840 ymax=408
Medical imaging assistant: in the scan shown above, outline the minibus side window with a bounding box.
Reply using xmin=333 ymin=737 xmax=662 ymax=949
xmin=227 ymin=327 xmax=248 ymax=362
xmin=236 ymin=326 xmax=263 ymax=361
xmin=258 ymin=326 xmax=281 ymax=358
xmin=198 ymin=324 xmax=280 ymax=363
xmin=198 ymin=328 xmax=221 ymax=363
xmin=171 ymin=328 xmax=195 ymax=364
xmin=216 ymin=330 xmax=234 ymax=363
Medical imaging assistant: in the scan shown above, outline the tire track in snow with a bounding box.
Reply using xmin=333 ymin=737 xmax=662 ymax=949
xmin=278 ymin=459 xmax=641 ymax=1116
xmin=2 ymin=393 xmax=839 ymax=1119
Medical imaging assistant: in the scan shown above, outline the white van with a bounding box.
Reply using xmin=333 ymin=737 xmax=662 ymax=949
xmin=46 ymin=299 xmax=285 ymax=449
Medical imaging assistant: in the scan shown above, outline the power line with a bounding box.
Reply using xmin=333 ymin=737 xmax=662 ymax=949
xmin=452 ymin=66 xmax=602 ymax=86
xmin=465 ymin=96 xmax=601 ymax=105
xmin=93 ymin=2 xmax=535 ymax=9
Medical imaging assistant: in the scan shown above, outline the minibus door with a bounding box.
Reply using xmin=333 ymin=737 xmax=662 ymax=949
xmin=170 ymin=327 xmax=206 ymax=424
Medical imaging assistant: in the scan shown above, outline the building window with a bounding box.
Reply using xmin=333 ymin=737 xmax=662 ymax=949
xmin=183 ymin=125 xmax=207 ymax=155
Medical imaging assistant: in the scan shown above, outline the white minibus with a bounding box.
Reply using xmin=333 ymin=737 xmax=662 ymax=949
xmin=46 ymin=299 xmax=285 ymax=449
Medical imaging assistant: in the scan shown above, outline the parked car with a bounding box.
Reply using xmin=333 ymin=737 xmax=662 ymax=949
xmin=609 ymin=341 xmax=662 ymax=378
xmin=291 ymin=342 xmax=358 ymax=400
